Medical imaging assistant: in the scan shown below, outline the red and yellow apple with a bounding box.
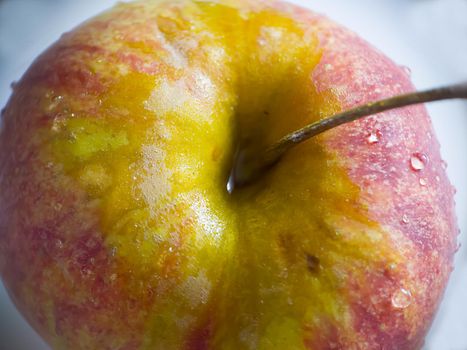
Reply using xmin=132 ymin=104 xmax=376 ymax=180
xmin=0 ymin=0 xmax=458 ymax=349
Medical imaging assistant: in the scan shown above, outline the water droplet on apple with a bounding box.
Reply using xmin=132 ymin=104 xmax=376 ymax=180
xmin=410 ymin=153 xmax=427 ymax=171
xmin=419 ymin=178 xmax=427 ymax=186
xmin=51 ymin=119 xmax=62 ymax=133
xmin=114 ymin=33 xmax=124 ymax=41
xmin=10 ymin=81 xmax=18 ymax=90
xmin=391 ymin=288 xmax=412 ymax=309
xmin=55 ymin=239 xmax=64 ymax=249
xmin=53 ymin=202 xmax=63 ymax=211
xmin=168 ymin=246 xmax=174 ymax=253
xmin=455 ymin=242 xmax=461 ymax=253
xmin=366 ymin=130 xmax=382 ymax=144
xmin=401 ymin=215 xmax=409 ymax=224
xmin=110 ymin=246 xmax=118 ymax=257
xmin=226 ymin=173 xmax=234 ymax=194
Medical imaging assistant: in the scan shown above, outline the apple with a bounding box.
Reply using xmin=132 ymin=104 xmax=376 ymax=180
xmin=0 ymin=0 xmax=458 ymax=349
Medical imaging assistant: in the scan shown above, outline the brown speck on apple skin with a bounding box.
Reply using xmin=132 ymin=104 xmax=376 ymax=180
xmin=306 ymin=254 xmax=320 ymax=273
xmin=211 ymin=146 xmax=223 ymax=162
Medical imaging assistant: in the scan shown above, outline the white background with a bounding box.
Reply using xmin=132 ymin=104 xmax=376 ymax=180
xmin=0 ymin=0 xmax=466 ymax=349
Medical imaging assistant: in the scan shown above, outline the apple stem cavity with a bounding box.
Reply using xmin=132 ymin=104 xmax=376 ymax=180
xmin=228 ymin=81 xmax=467 ymax=192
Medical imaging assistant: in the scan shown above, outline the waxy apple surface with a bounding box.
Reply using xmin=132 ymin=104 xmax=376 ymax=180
xmin=0 ymin=0 xmax=458 ymax=349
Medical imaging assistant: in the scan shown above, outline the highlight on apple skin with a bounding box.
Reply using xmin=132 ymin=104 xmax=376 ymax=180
xmin=0 ymin=0 xmax=458 ymax=349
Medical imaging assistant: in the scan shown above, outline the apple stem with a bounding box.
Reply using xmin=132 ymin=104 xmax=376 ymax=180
xmin=228 ymin=81 xmax=467 ymax=192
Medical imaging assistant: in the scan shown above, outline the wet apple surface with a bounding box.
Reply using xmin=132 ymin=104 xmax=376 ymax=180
xmin=0 ymin=1 xmax=457 ymax=349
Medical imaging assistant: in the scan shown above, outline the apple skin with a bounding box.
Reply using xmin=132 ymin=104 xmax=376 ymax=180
xmin=0 ymin=0 xmax=458 ymax=349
